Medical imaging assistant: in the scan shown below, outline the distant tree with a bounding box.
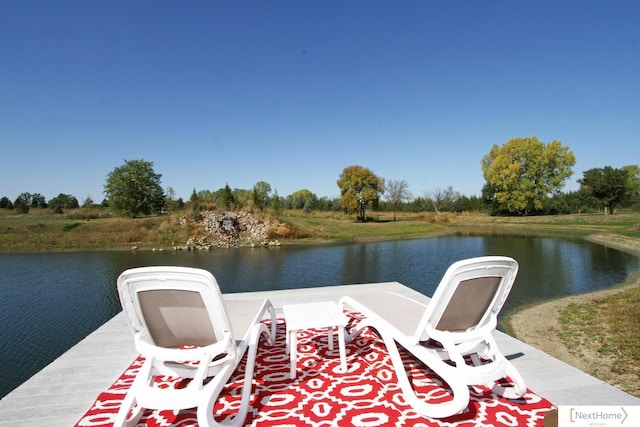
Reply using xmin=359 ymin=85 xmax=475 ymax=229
xmin=427 ymin=186 xmax=461 ymax=213
xmin=453 ymin=194 xmax=484 ymax=213
xmin=195 ymin=189 xmax=216 ymax=204
xmin=29 ymin=193 xmax=47 ymax=208
xmin=406 ymin=196 xmax=432 ymax=212
xmin=482 ymin=137 xmax=576 ymax=215
xmin=220 ymin=184 xmax=235 ymax=210
xmin=190 ymin=188 xmax=199 ymax=203
xmin=49 ymin=193 xmax=79 ymax=213
xmin=104 ymin=159 xmax=165 ymax=217
xmin=385 ymin=179 xmax=412 ymax=220
xmin=164 ymin=187 xmax=179 ymax=212
xmin=82 ymin=196 xmax=94 ymax=208
xmin=543 ymin=190 xmax=597 ymax=214
xmin=251 ymin=181 xmax=272 ymax=211
xmin=622 ymin=165 xmax=640 ymax=206
xmin=271 ymin=189 xmax=281 ymax=214
xmin=189 ymin=188 xmax=201 ymax=214
xmin=15 ymin=192 xmax=31 ymax=206
xmin=0 ymin=196 xmax=14 ymax=209
xmin=578 ymin=166 xmax=629 ymax=214
xmin=288 ymin=189 xmax=318 ymax=210
xmin=230 ymin=188 xmax=250 ymax=208
xmin=337 ymin=165 xmax=384 ymax=222
xmin=14 ymin=193 xmax=31 ymax=213
xmin=14 ymin=198 xmax=29 ymax=214
xmin=314 ymin=196 xmax=337 ymax=211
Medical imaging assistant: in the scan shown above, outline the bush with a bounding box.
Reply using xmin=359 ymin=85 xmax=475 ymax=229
xmin=14 ymin=199 xmax=29 ymax=214
xmin=0 ymin=196 xmax=13 ymax=209
xmin=268 ymin=223 xmax=310 ymax=239
xmin=123 ymin=223 xmax=149 ymax=243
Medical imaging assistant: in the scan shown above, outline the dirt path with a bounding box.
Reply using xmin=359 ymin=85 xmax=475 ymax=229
xmin=506 ymin=232 xmax=640 ymax=396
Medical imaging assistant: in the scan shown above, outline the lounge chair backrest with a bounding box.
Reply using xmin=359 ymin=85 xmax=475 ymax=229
xmin=416 ymin=256 xmax=518 ymax=343
xmin=138 ymin=289 xmax=216 ymax=347
xmin=435 ymin=275 xmax=502 ymax=331
xmin=117 ymin=266 xmax=234 ymax=349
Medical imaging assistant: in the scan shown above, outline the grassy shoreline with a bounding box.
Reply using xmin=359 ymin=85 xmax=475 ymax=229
xmin=2 ymin=209 xmax=638 ymax=252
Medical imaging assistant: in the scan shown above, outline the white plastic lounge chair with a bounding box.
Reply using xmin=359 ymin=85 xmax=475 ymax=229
xmin=339 ymin=256 xmax=526 ymax=419
xmin=115 ymin=266 xmax=276 ymax=427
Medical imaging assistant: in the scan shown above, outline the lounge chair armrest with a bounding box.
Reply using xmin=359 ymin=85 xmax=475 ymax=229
xmin=264 ymin=300 xmax=277 ymax=344
xmin=248 ymin=322 xmax=271 ymax=346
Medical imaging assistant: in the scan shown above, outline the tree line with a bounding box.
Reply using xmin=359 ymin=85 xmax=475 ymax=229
xmin=2 ymin=137 xmax=639 ymax=218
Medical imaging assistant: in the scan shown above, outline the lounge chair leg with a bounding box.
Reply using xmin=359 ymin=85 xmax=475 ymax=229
xmin=113 ymin=392 xmax=143 ymax=427
xmin=337 ymin=325 xmax=348 ymax=373
xmin=287 ymin=324 xmax=299 ymax=379
xmin=379 ymin=329 xmax=470 ymax=419
xmin=491 ymin=361 xmax=527 ymax=399
xmin=343 ymin=316 xmax=371 ymax=343
xmin=197 ymin=364 xmax=234 ymax=427
xmin=198 ymin=323 xmax=269 ymax=427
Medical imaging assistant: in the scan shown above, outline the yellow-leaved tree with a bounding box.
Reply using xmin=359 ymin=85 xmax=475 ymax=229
xmin=481 ymin=137 xmax=576 ymax=215
xmin=337 ymin=165 xmax=385 ymax=222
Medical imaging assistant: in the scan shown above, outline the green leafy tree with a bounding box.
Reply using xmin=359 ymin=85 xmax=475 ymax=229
xmin=337 ymin=165 xmax=384 ymax=222
xmin=271 ymin=189 xmax=281 ymax=214
xmin=15 ymin=192 xmax=31 ymax=205
xmin=104 ymin=159 xmax=165 ymax=217
xmin=14 ymin=193 xmax=31 ymax=214
xmin=49 ymin=193 xmax=79 ymax=213
xmin=288 ymin=189 xmax=318 ymax=210
xmin=82 ymin=196 xmax=94 ymax=208
xmin=220 ymin=184 xmax=235 ymax=210
xmin=408 ymin=196 xmax=434 ymax=212
xmin=0 ymin=196 xmax=13 ymax=209
xmin=49 ymin=193 xmax=79 ymax=209
xmin=251 ymin=181 xmax=272 ymax=211
xmin=578 ymin=166 xmax=629 ymax=214
xmin=195 ymin=189 xmax=216 ymax=203
xmin=622 ymin=165 xmax=640 ymax=206
xmin=189 ymin=188 xmax=201 ymax=214
xmin=164 ymin=187 xmax=179 ymax=213
xmin=30 ymin=193 xmax=47 ymax=208
xmin=14 ymin=198 xmax=29 ymax=214
xmin=385 ymin=179 xmax=412 ymax=220
xmin=481 ymin=137 xmax=575 ymax=215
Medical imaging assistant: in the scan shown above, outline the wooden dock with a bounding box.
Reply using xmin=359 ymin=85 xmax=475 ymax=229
xmin=1 ymin=282 xmax=638 ymax=426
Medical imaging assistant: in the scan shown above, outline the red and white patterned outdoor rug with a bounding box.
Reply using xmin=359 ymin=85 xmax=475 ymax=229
xmin=76 ymin=315 xmax=554 ymax=426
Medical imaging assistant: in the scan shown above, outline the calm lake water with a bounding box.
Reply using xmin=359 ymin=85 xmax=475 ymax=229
xmin=1 ymin=232 xmax=638 ymax=398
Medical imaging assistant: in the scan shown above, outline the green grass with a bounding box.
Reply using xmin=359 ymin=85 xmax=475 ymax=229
xmin=1 ymin=208 xmax=639 ymax=251
xmin=558 ymin=302 xmax=599 ymax=359
xmin=276 ymin=211 xmax=449 ymax=242
xmin=62 ymin=222 xmax=83 ymax=232
xmin=558 ymin=286 xmax=640 ymax=395
xmin=0 ymin=209 xmax=190 ymax=251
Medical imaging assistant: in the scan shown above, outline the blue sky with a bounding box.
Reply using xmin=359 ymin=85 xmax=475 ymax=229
xmin=2 ymin=1 xmax=639 ymax=203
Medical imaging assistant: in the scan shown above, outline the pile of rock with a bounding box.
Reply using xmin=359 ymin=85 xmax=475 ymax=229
xmin=181 ymin=211 xmax=280 ymax=249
